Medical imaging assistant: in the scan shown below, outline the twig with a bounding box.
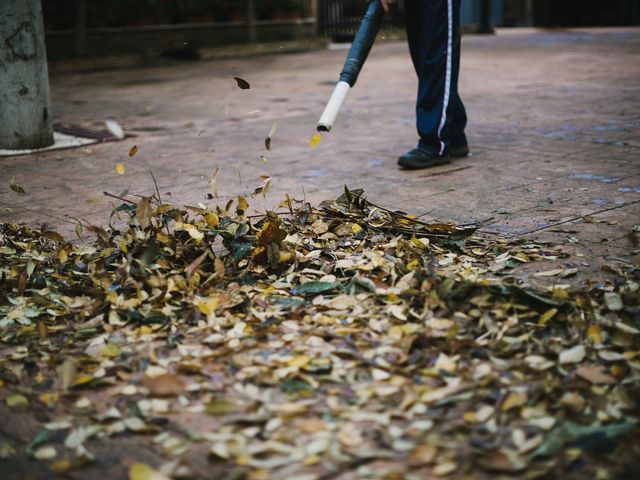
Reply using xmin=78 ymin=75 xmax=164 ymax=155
xmin=149 ymin=170 xmax=171 ymax=236
xmin=0 ymin=200 xmax=78 ymax=226
xmin=103 ymin=191 xmax=136 ymax=205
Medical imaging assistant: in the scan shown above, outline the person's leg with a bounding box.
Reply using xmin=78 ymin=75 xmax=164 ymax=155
xmin=443 ymin=1 xmax=468 ymax=154
xmin=401 ymin=0 xmax=467 ymax=168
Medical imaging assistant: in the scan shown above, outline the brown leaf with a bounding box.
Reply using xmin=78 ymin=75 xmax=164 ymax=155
xmin=9 ymin=178 xmax=26 ymax=194
xmin=42 ymin=231 xmax=65 ymax=243
xmin=136 ymin=196 xmax=153 ymax=231
xmin=128 ymin=144 xmax=138 ymax=157
xmin=233 ymin=76 xmax=250 ymax=89
xmin=265 ymin=122 xmax=277 ymax=150
xmin=142 ymin=374 xmax=185 ymax=397
xmin=257 ymin=221 xmax=286 ymax=247
xmin=214 ymin=257 xmax=225 ymax=278
xmin=575 ymin=365 xmax=616 ymax=385
xmin=501 ymin=392 xmax=527 ymax=412
xmin=86 ymin=225 xmax=109 ymax=242
xmin=409 ymin=444 xmax=437 ymax=466
xmin=186 ymin=251 xmax=207 ymax=278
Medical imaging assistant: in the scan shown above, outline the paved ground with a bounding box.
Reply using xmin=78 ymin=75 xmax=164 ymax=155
xmin=2 ymin=27 xmax=639 ymax=287
xmin=1 ymin=27 xmax=640 ymax=479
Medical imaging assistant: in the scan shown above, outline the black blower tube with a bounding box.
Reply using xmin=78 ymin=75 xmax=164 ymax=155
xmin=340 ymin=0 xmax=385 ymax=87
xmin=317 ymin=0 xmax=384 ymax=131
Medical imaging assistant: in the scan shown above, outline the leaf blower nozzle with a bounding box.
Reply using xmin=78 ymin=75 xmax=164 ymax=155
xmin=317 ymin=0 xmax=384 ymax=132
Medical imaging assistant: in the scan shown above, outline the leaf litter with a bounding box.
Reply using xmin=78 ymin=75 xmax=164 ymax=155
xmin=0 ymin=185 xmax=639 ymax=479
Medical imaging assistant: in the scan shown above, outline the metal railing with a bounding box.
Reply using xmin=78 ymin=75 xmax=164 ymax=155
xmin=318 ymin=0 xmax=405 ymax=41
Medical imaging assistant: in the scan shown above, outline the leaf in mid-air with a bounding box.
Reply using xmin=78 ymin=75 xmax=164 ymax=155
xmin=9 ymin=177 xmax=26 ymax=194
xmin=233 ymin=76 xmax=250 ymax=89
xmin=310 ymin=133 xmax=322 ymax=148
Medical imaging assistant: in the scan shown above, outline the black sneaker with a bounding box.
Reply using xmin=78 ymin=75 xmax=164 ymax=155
xmin=397 ymin=148 xmax=450 ymax=170
xmin=449 ymin=142 xmax=470 ymax=157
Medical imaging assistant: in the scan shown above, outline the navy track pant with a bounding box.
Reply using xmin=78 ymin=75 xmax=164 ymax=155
xmin=405 ymin=0 xmax=467 ymax=155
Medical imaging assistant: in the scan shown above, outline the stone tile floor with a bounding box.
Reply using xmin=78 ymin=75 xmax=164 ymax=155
xmin=0 ymin=27 xmax=639 ymax=478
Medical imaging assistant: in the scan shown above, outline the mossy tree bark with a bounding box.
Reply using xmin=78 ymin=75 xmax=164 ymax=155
xmin=0 ymin=0 xmax=53 ymax=150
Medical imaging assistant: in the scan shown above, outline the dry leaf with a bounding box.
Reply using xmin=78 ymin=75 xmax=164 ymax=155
xmin=233 ymin=77 xmax=250 ymax=89
xmin=575 ymin=365 xmax=616 ymax=384
xmin=60 ymin=358 xmax=77 ymax=391
xmin=129 ymin=462 xmax=170 ymax=480
xmin=9 ymin=177 xmax=26 ymax=194
xmin=129 ymin=145 xmax=138 ymax=157
xmin=186 ymin=251 xmax=207 ymax=278
xmin=309 ymin=133 xmax=322 ymax=148
xmin=136 ymin=197 xmax=152 ymax=231
xmin=142 ymin=374 xmax=186 ymax=397
xmin=116 ymin=163 xmax=125 ymax=175
xmin=265 ymin=122 xmax=277 ymax=150
xmin=559 ymin=345 xmax=586 ymax=364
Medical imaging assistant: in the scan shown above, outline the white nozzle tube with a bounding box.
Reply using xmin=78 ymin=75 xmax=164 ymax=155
xmin=317 ymin=81 xmax=351 ymax=132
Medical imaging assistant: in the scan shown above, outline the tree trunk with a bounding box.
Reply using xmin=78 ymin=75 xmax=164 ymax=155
xmin=0 ymin=0 xmax=53 ymax=150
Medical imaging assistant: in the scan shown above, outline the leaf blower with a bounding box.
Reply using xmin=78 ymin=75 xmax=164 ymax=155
xmin=317 ymin=0 xmax=385 ymax=132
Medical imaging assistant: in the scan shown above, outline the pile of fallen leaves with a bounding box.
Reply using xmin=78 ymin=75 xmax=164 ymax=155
xmin=1 ymin=187 xmax=639 ymax=479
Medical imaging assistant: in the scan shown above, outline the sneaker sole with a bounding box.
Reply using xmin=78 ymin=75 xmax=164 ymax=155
xmin=398 ymin=155 xmax=450 ymax=170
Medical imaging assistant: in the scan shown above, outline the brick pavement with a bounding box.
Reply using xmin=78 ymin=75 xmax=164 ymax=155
xmin=1 ymin=27 xmax=639 ymax=282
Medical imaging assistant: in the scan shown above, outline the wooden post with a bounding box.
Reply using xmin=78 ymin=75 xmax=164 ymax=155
xmin=74 ymin=0 xmax=86 ymax=58
xmin=0 ymin=0 xmax=54 ymax=149
xmin=246 ymin=0 xmax=256 ymax=43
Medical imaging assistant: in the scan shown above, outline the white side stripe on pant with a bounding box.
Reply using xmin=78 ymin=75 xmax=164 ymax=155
xmin=437 ymin=0 xmax=453 ymax=155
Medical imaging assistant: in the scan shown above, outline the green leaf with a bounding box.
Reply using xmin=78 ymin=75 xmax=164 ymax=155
xmin=294 ymin=281 xmax=339 ymax=295
xmin=530 ymin=419 xmax=637 ymax=459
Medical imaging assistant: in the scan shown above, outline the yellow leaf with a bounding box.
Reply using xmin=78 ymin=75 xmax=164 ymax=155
xmin=288 ymin=355 xmax=310 ymax=367
xmin=501 ymin=391 xmax=527 ymax=411
xmin=588 ymin=324 xmax=602 ymax=345
xmin=237 ymin=195 xmax=249 ymax=214
xmin=205 ymin=212 xmax=219 ymax=228
xmin=156 ymin=231 xmax=170 ymax=244
xmin=198 ymin=297 xmax=219 ymax=316
xmin=304 ymin=454 xmax=320 ymax=466
xmin=6 ymin=394 xmax=28 ymax=409
xmin=51 ymin=459 xmax=72 ymax=472
xmin=351 ymin=223 xmax=362 ymax=234
xmin=538 ymin=308 xmax=557 ymax=326
xmin=72 ymin=375 xmax=94 ymax=387
xmin=116 ymin=163 xmax=125 ymax=175
xmin=176 ymin=223 xmax=204 ymax=241
xmin=552 ymin=287 xmax=569 ymax=301
xmin=407 ymin=259 xmax=419 ymax=270
xmin=101 ymin=344 xmax=120 ymax=358
xmin=309 ymin=133 xmax=322 ymax=148
xmin=128 ymin=145 xmax=138 ymax=157
xmin=129 ymin=462 xmax=170 ymax=480
xmin=463 ymin=411 xmax=477 ymax=423
xmin=58 ymin=249 xmax=68 ymax=263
